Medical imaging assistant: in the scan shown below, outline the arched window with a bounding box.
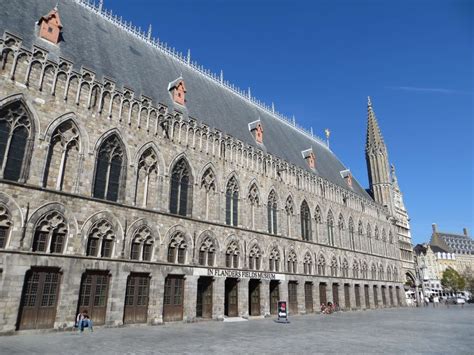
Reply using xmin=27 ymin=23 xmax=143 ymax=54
xmin=314 ymin=205 xmax=322 ymax=242
xmin=317 ymin=255 xmax=326 ymax=276
xmin=371 ymin=264 xmax=377 ymax=279
xmin=300 ymin=200 xmax=311 ymax=241
xmin=225 ymin=241 xmax=240 ymax=268
xmin=303 ymin=253 xmax=312 ymax=275
xmin=330 ymin=256 xmax=338 ymax=277
xmin=135 ymin=147 xmax=159 ymax=208
xmin=169 ymin=158 xmax=192 ymax=216
xmin=358 ymin=221 xmax=364 ymax=251
xmin=248 ymin=244 xmax=261 ymax=270
xmin=198 ymin=236 xmax=216 ymax=266
xmin=269 ymin=248 xmax=280 ymax=272
xmin=361 ymin=261 xmax=368 ymax=279
xmin=393 ymin=267 xmax=398 ymax=282
xmin=43 ymin=120 xmax=80 ymax=192
xmin=0 ymin=100 xmax=33 ymax=182
xmin=32 ymin=211 xmax=67 ymax=253
xmin=0 ymin=204 xmax=12 ymax=249
xmin=93 ymin=134 xmax=126 ymax=202
xmin=287 ymin=250 xmax=297 ymax=273
xmin=86 ymin=219 xmax=115 ymax=258
xmin=338 ymin=214 xmax=344 ymax=247
xmin=378 ymin=265 xmax=384 ymax=280
xmin=201 ymin=167 xmax=216 ymax=220
xmin=353 ymin=260 xmax=359 ymax=278
xmin=248 ymin=183 xmax=260 ymax=229
xmin=348 ymin=217 xmax=355 ymax=250
xmin=341 ymin=259 xmax=349 ymax=278
xmin=167 ymin=232 xmax=187 ymax=264
xmin=130 ymin=226 xmax=154 ymax=261
xmin=225 ymin=176 xmax=239 ymax=226
xmin=285 ymin=196 xmax=294 ymax=237
xmin=267 ymin=190 xmax=278 ymax=234
xmin=327 ymin=211 xmax=335 ymax=246
xmin=386 ymin=266 xmax=392 ymax=281
xmin=367 ymin=223 xmax=373 ymax=253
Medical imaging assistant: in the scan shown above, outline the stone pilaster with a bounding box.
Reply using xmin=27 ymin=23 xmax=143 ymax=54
xmin=260 ymin=279 xmax=270 ymax=317
xmin=350 ymin=283 xmax=357 ymax=310
xmin=297 ymin=280 xmax=306 ymax=314
xmin=238 ymin=278 xmax=249 ymax=318
xmin=212 ymin=277 xmax=225 ymax=320
xmin=148 ymin=271 xmax=165 ymax=324
xmin=183 ymin=275 xmax=198 ymax=322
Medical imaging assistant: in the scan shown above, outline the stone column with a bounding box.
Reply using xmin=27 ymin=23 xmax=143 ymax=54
xmin=148 ymin=270 xmax=165 ymax=324
xmin=280 ymin=280 xmax=289 ymax=305
xmin=337 ymin=283 xmax=345 ymax=310
xmin=350 ymin=283 xmax=357 ymax=310
xmin=297 ymin=280 xmax=306 ymax=314
xmin=260 ymin=279 xmax=270 ymax=317
xmin=212 ymin=277 xmax=225 ymax=320
xmin=368 ymin=283 xmax=375 ymax=309
xmin=55 ymin=263 xmax=82 ymax=329
xmin=238 ymin=278 xmax=249 ymax=318
xmin=183 ymin=275 xmax=198 ymax=322
xmin=326 ymin=281 xmax=333 ymax=306
xmin=313 ymin=280 xmax=321 ymax=312
xmin=106 ymin=266 xmax=128 ymax=327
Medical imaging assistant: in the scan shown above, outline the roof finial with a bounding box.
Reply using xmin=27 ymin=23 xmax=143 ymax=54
xmin=98 ymin=0 xmax=104 ymax=12
xmin=271 ymin=102 xmax=275 ymax=114
xmin=220 ymin=70 xmax=224 ymax=84
xmin=147 ymin=24 xmax=152 ymax=40
xmin=248 ymin=87 xmax=251 ymax=100
xmin=367 ymin=96 xmax=372 ymax=107
xmin=325 ymin=128 xmax=331 ymax=148
xmin=187 ymin=49 xmax=191 ymax=64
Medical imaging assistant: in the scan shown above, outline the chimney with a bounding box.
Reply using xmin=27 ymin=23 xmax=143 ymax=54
xmin=463 ymin=228 xmax=468 ymax=236
xmin=432 ymin=223 xmax=438 ymax=233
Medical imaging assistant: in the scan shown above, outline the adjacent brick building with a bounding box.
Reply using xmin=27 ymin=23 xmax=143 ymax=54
xmin=0 ymin=0 xmax=414 ymax=333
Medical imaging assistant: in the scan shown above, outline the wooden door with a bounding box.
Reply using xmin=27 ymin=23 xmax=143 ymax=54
xmin=249 ymin=279 xmax=260 ymax=316
xmin=364 ymin=285 xmax=370 ymax=308
xmin=196 ymin=277 xmax=213 ymax=318
xmin=305 ymin=282 xmax=313 ymax=313
xmin=355 ymin=285 xmax=361 ymax=308
xmin=269 ymin=281 xmax=279 ymax=315
xmin=332 ymin=283 xmax=339 ymax=305
xmin=18 ymin=268 xmax=61 ymax=330
xmin=124 ymin=273 xmax=150 ymax=324
xmin=319 ymin=283 xmax=327 ymax=306
xmin=288 ymin=281 xmax=298 ymax=315
xmin=225 ymin=278 xmax=238 ymax=317
xmin=78 ymin=271 xmax=110 ymax=325
xmin=163 ymin=275 xmax=184 ymax=322
xmin=344 ymin=284 xmax=350 ymax=309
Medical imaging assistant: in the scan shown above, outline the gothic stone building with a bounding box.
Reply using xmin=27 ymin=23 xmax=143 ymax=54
xmin=0 ymin=0 xmax=414 ymax=333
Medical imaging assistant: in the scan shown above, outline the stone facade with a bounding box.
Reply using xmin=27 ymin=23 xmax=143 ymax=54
xmin=0 ymin=1 xmax=407 ymax=334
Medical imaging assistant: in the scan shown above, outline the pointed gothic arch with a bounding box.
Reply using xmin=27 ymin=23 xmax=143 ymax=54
xmin=225 ymin=174 xmax=239 ymax=226
xmin=0 ymin=96 xmax=37 ymax=182
xmin=135 ymin=145 xmax=160 ymax=208
xmin=200 ymin=163 xmax=217 ymax=220
xmin=169 ymin=156 xmax=193 ymax=216
xmin=267 ymin=189 xmax=278 ymax=235
xmin=92 ymin=131 xmax=128 ymax=202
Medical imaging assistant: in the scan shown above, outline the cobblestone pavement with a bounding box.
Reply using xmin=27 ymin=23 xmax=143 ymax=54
xmin=1 ymin=306 xmax=473 ymax=354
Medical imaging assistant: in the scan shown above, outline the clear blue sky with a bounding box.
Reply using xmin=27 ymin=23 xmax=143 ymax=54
xmin=105 ymin=0 xmax=473 ymax=245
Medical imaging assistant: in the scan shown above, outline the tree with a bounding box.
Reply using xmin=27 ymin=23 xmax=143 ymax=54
xmin=461 ymin=267 xmax=474 ymax=295
xmin=441 ymin=268 xmax=466 ymax=293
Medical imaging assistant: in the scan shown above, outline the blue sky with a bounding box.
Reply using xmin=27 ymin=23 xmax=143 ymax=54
xmin=105 ymin=0 xmax=473 ymax=244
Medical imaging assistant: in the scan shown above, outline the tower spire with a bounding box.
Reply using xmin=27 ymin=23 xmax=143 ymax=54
xmin=364 ymin=96 xmax=392 ymax=210
xmin=365 ymin=96 xmax=385 ymax=151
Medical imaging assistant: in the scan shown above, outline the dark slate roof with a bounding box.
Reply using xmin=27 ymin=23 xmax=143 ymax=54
xmin=429 ymin=245 xmax=450 ymax=254
xmin=1 ymin=0 xmax=372 ymax=200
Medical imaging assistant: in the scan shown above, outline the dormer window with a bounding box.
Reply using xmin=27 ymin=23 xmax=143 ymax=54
xmin=248 ymin=120 xmax=264 ymax=144
xmin=168 ymin=78 xmax=186 ymax=106
xmin=301 ymin=148 xmax=316 ymax=169
xmin=340 ymin=169 xmax=353 ymax=188
xmin=38 ymin=7 xmax=63 ymax=44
